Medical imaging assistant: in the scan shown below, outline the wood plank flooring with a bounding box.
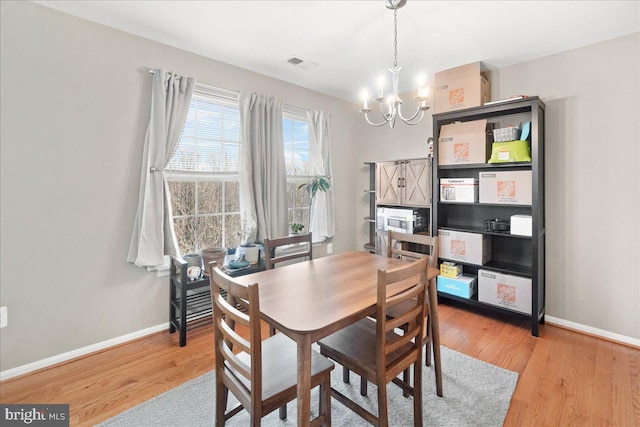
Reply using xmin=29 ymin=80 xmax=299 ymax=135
xmin=1 ymin=300 xmax=638 ymax=426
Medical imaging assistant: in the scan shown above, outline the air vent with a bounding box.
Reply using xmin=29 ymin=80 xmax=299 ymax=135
xmin=287 ymin=57 xmax=304 ymax=65
xmin=284 ymin=56 xmax=319 ymax=71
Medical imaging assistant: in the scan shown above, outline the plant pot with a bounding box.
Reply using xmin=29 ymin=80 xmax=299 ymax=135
xmin=201 ymin=247 xmax=227 ymax=271
xmin=237 ymin=244 xmax=259 ymax=265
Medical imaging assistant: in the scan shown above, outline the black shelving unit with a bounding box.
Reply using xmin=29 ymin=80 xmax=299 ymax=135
xmin=432 ymin=97 xmax=545 ymax=336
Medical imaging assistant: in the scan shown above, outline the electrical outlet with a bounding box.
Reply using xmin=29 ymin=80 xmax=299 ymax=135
xmin=327 ymin=243 xmax=333 ymax=254
xmin=0 ymin=306 xmax=7 ymax=328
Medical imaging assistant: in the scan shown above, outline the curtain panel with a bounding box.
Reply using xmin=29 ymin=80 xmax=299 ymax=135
xmin=306 ymin=110 xmax=336 ymax=241
xmin=239 ymin=93 xmax=288 ymax=243
xmin=127 ymin=69 xmax=195 ymax=268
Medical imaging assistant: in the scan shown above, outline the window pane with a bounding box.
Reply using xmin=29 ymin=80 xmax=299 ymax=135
xmin=225 ymin=213 xmax=242 ymax=248
xmin=196 ymin=216 xmax=223 ymax=250
xmin=168 ymin=181 xmax=195 ymax=216
xmin=174 ymin=216 xmax=196 ymax=255
xmin=198 ymin=181 xmax=222 ymax=214
xmin=225 ymin=181 xmax=240 ymax=213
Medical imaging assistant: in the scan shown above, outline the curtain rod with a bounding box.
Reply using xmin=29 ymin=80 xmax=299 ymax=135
xmin=147 ymin=68 xmax=330 ymax=118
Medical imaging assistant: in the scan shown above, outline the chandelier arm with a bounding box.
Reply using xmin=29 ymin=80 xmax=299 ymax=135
xmin=397 ymin=102 xmax=424 ymax=123
xmin=362 ymin=111 xmax=391 ymax=127
xmin=399 ymin=108 xmax=426 ymax=126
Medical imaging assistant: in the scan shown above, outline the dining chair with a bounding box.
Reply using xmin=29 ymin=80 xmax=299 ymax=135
xmin=317 ymin=257 xmax=429 ymax=427
xmin=263 ymin=232 xmax=313 ymax=339
xmin=207 ymin=260 xmax=334 ymax=426
xmin=263 ymin=232 xmax=313 ymax=270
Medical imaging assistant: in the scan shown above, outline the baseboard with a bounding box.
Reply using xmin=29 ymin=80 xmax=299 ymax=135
xmin=0 ymin=323 xmax=168 ymax=382
xmin=545 ymin=315 xmax=640 ymax=349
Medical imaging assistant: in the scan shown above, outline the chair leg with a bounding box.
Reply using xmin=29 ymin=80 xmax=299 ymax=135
xmin=377 ymin=380 xmax=389 ymax=427
xmin=269 ymin=325 xmax=276 ymax=336
xmin=401 ymin=368 xmax=410 ymax=398
xmin=319 ymin=373 xmax=331 ymax=426
xmin=279 ymin=404 xmax=287 ymax=420
xmin=360 ymin=376 xmax=368 ymax=396
xmin=342 ymin=366 xmax=350 ymax=384
xmin=215 ymin=376 xmax=227 ymax=426
xmin=413 ymin=360 xmax=424 ymax=427
xmin=425 ymin=315 xmax=432 ymax=367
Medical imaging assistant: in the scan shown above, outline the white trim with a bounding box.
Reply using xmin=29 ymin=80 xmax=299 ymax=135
xmin=0 ymin=323 xmax=168 ymax=381
xmin=545 ymin=315 xmax=640 ymax=348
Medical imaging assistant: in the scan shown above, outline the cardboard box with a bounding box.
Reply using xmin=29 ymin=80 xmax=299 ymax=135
xmin=440 ymin=178 xmax=478 ymax=203
xmin=510 ymin=215 xmax=532 ymax=236
xmin=434 ymin=62 xmax=490 ymax=113
xmin=438 ymin=119 xmax=493 ymax=165
xmin=479 ymin=170 xmax=532 ymax=205
xmin=478 ymin=269 xmax=532 ymax=315
xmin=438 ymin=229 xmax=492 ymax=265
xmin=437 ymin=275 xmax=477 ymax=299
xmin=440 ymin=261 xmax=463 ymax=278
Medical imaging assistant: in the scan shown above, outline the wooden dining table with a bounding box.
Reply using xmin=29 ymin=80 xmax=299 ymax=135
xmin=235 ymin=250 xmax=441 ymax=426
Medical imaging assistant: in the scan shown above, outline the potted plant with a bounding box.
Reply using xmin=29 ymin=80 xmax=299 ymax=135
xmin=290 ymin=223 xmax=305 ymax=235
xmin=298 ymin=175 xmax=331 ymax=230
xmin=235 ymin=215 xmax=259 ymax=265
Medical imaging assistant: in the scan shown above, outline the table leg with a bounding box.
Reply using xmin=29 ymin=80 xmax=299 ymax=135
xmin=428 ymin=277 xmax=443 ymax=397
xmin=297 ymin=334 xmax=312 ymax=427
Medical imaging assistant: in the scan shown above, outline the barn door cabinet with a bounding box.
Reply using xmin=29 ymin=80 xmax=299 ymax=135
xmin=432 ymin=97 xmax=546 ymax=336
xmin=376 ymin=158 xmax=432 ymax=207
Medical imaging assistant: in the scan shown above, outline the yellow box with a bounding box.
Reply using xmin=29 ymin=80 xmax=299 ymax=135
xmin=440 ymin=262 xmax=463 ymax=278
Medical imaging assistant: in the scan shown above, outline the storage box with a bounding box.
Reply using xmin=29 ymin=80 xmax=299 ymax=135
xmin=437 ymin=275 xmax=477 ymax=299
xmin=440 ymin=261 xmax=463 ymax=278
xmin=438 ymin=119 xmax=493 ymax=165
xmin=479 ymin=170 xmax=532 ymax=205
xmin=440 ymin=178 xmax=478 ymax=203
xmin=488 ymin=140 xmax=531 ymax=163
xmin=438 ymin=229 xmax=492 ymax=265
xmin=478 ymin=269 xmax=532 ymax=315
xmin=510 ymin=215 xmax=532 ymax=236
xmin=493 ymin=127 xmax=521 ymax=142
xmin=434 ymin=62 xmax=491 ymax=113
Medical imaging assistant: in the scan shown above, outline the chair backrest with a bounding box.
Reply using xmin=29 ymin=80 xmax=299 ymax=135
xmin=376 ymin=256 xmax=428 ymax=382
xmin=207 ymin=261 xmax=262 ymax=415
xmin=388 ymin=230 xmax=439 ymax=268
xmin=263 ymin=232 xmax=313 ymax=270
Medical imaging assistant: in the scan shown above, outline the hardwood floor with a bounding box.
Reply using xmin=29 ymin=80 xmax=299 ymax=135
xmin=1 ymin=301 xmax=638 ymax=426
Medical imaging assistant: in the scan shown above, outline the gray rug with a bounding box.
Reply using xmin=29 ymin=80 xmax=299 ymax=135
xmin=98 ymin=347 xmax=517 ymax=426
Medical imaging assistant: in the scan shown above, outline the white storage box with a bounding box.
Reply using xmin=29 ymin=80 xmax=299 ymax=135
xmin=510 ymin=215 xmax=532 ymax=236
xmin=479 ymin=170 xmax=532 ymax=205
xmin=440 ymin=178 xmax=478 ymax=203
xmin=438 ymin=229 xmax=492 ymax=266
xmin=478 ymin=269 xmax=532 ymax=315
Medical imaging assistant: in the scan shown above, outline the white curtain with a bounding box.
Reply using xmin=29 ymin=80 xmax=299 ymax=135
xmin=306 ymin=110 xmax=336 ymax=241
xmin=239 ymin=93 xmax=288 ymax=242
xmin=127 ymin=69 xmax=195 ymax=267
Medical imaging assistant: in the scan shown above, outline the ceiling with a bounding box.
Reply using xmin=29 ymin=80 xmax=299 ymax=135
xmin=34 ymin=1 xmax=640 ymax=102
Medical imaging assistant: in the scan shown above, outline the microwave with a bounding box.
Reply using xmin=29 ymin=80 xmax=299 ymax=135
xmin=376 ymin=207 xmax=429 ymax=234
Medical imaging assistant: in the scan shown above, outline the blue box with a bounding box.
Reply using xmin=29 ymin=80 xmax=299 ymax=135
xmin=437 ymin=275 xmax=477 ymax=299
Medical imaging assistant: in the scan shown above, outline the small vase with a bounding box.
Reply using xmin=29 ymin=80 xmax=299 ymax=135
xmin=237 ymin=244 xmax=259 ymax=265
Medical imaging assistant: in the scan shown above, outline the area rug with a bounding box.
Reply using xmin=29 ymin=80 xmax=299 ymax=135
xmin=98 ymin=346 xmax=518 ymax=426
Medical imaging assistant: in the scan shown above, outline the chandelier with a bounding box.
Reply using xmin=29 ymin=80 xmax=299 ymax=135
xmin=359 ymin=0 xmax=430 ymax=128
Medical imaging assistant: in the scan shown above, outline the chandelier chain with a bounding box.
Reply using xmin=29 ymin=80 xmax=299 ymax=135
xmin=393 ymin=7 xmax=398 ymax=68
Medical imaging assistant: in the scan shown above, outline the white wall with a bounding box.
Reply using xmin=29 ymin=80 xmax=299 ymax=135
xmin=357 ymin=33 xmax=640 ymax=340
xmin=0 ymin=1 xmax=358 ymax=371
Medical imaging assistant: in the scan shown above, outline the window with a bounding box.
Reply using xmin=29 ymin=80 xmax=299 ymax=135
xmin=166 ymin=90 xmax=242 ymax=255
xmin=283 ymin=113 xmax=312 ymax=231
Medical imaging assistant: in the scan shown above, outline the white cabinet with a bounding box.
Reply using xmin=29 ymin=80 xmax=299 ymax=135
xmin=376 ymin=158 xmax=432 ymax=207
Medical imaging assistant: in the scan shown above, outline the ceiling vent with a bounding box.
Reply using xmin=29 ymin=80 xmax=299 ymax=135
xmin=284 ymin=56 xmax=318 ymax=71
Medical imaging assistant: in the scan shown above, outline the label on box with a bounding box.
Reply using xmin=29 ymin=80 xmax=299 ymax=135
xmin=440 ymin=178 xmax=478 ymax=203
